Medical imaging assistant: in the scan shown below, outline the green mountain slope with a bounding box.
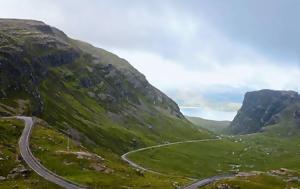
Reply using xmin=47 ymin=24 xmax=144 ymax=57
xmin=0 ymin=19 xmax=210 ymax=155
xmin=186 ymin=116 xmax=230 ymax=134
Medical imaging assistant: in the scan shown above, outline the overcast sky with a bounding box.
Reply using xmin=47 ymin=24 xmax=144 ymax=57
xmin=1 ymin=0 xmax=299 ymax=120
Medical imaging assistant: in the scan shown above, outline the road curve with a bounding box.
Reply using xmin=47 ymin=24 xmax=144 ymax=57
xmin=121 ymin=138 xmax=236 ymax=189
xmin=17 ymin=116 xmax=86 ymax=189
xmin=182 ymin=174 xmax=235 ymax=189
xmin=121 ymin=138 xmax=220 ymax=175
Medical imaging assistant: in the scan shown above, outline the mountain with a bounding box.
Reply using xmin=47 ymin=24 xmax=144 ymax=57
xmin=186 ymin=116 xmax=230 ymax=134
xmin=0 ymin=19 xmax=209 ymax=153
xmin=229 ymin=89 xmax=300 ymax=135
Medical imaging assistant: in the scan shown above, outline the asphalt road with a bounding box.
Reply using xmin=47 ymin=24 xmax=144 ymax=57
xmin=121 ymin=138 xmax=220 ymax=176
xmin=121 ymin=137 xmax=237 ymax=189
xmin=16 ymin=116 xmax=234 ymax=189
xmin=182 ymin=174 xmax=235 ymax=189
xmin=17 ymin=116 xmax=86 ymax=189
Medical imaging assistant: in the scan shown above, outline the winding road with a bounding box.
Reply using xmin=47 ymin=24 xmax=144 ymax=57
xmin=121 ymin=138 xmax=220 ymax=175
xmin=17 ymin=116 xmax=86 ymax=189
xmin=14 ymin=115 xmax=233 ymax=189
xmin=121 ymin=138 xmax=236 ymax=189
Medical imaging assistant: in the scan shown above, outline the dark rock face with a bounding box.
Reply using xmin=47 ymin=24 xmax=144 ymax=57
xmin=229 ymin=90 xmax=299 ymax=134
xmin=0 ymin=19 xmax=79 ymax=115
xmin=0 ymin=19 xmax=183 ymax=119
xmin=294 ymin=110 xmax=300 ymax=120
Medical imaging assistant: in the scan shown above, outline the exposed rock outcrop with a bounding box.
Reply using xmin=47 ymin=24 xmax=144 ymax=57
xmin=229 ymin=90 xmax=299 ymax=134
xmin=0 ymin=19 xmax=183 ymax=119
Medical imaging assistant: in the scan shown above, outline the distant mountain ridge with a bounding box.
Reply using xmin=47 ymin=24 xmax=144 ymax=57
xmin=229 ymin=89 xmax=300 ymax=134
xmin=186 ymin=116 xmax=230 ymax=134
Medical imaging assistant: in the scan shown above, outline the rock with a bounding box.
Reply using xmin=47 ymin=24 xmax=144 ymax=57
xmin=294 ymin=110 xmax=300 ymax=120
xmin=172 ymin=181 xmax=180 ymax=189
xmin=89 ymin=163 xmax=106 ymax=172
xmin=9 ymin=164 xmax=31 ymax=178
xmin=80 ymin=78 xmax=93 ymax=88
xmin=236 ymin=172 xmax=257 ymax=177
xmin=285 ymin=176 xmax=300 ymax=183
xmin=135 ymin=168 xmax=144 ymax=176
xmin=103 ymin=168 xmax=114 ymax=174
xmin=87 ymin=91 xmax=96 ymax=98
xmin=270 ymin=168 xmax=293 ymax=176
xmin=0 ymin=176 xmax=6 ymax=181
xmin=97 ymin=93 xmax=115 ymax=102
xmin=216 ymin=184 xmax=232 ymax=189
xmin=229 ymin=90 xmax=299 ymax=134
xmin=7 ymin=173 xmax=18 ymax=179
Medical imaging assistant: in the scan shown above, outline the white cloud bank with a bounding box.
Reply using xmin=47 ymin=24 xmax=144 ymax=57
xmin=110 ymin=49 xmax=299 ymax=120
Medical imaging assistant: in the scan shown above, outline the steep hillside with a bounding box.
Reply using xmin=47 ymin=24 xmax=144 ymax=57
xmin=229 ymin=89 xmax=300 ymax=134
xmin=0 ymin=19 xmax=210 ymax=154
xmin=186 ymin=116 xmax=230 ymax=134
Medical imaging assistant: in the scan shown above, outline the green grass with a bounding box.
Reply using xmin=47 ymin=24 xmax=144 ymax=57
xmin=39 ymin=67 xmax=211 ymax=155
xmin=203 ymin=172 xmax=300 ymax=189
xmin=31 ymin=121 xmax=191 ymax=189
xmin=0 ymin=118 xmax=60 ymax=189
xmin=186 ymin=116 xmax=230 ymax=134
xmin=128 ymin=134 xmax=300 ymax=179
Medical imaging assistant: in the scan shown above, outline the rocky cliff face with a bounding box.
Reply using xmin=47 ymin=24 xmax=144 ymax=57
xmin=0 ymin=19 xmax=201 ymax=152
xmin=0 ymin=19 xmax=183 ymax=118
xmin=229 ymin=89 xmax=299 ymax=134
xmin=0 ymin=19 xmax=79 ymax=114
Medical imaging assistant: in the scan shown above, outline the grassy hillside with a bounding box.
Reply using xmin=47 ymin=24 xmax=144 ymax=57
xmin=186 ymin=116 xmax=230 ymax=134
xmin=0 ymin=19 xmax=211 ymax=156
xmin=30 ymin=119 xmax=190 ymax=189
xmin=0 ymin=19 xmax=212 ymax=188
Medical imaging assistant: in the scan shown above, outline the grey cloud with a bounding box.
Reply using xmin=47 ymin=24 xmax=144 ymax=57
xmin=1 ymin=0 xmax=298 ymax=65
xmin=179 ymin=0 xmax=300 ymax=63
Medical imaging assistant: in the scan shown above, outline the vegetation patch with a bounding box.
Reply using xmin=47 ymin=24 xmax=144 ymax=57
xmin=128 ymin=134 xmax=300 ymax=180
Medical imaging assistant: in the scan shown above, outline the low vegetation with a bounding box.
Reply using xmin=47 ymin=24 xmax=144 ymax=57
xmin=128 ymin=134 xmax=300 ymax=182
xmin=0 ymin=118 xmax=60 ymax=189
xmin=31 ymin=120 xmax=191 ymax=189
xmin=186 ymin=116 xmax=230 ymax=134
xmin=203 ymin=170 xmax=300 ymax=189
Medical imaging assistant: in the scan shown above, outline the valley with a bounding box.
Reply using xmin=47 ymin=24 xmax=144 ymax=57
xmin=0 ymin=19 xmax=300 ymax=189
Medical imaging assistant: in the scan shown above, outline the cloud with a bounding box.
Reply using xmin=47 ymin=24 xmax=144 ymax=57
xmin=0 ymin=0 xmax=299 ymax=120
xmin=180 ymin=0 xmax=300 ymax=62
xmin=180 ymin=107 xmax=237 ymax=121
xmin=112 ymin=49 xmax=299 ymax=91
xmin=111 ymin=48 xmax=299 ymax=120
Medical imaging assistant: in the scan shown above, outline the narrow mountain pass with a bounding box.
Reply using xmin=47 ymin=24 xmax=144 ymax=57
xmin=17 ymin=116 xmax=86 ymax=189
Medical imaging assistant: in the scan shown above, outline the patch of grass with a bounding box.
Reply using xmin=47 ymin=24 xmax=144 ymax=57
xmin=128 ymin=134 xmax=300 ymax=179
xmin=39 ymin=68 xmax=211 ymax=155
xmin=186 ymin=116 xmax=230 ymax=134
xmin=31 ymin=121 xmax=191 ymax=189
xmin=0 ymin=118 xmax=60 ymax=189
xmin=203 ymin=172 xmax=300 ymax=189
